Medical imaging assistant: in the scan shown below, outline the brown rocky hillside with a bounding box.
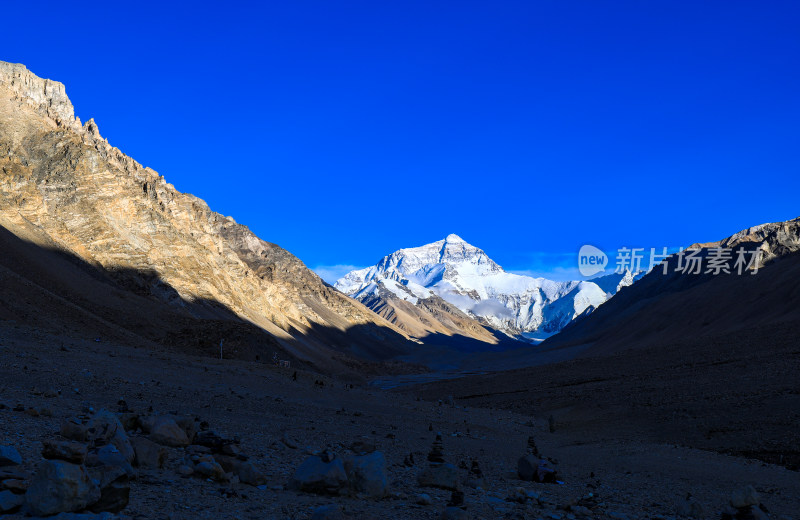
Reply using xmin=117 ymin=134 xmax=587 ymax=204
xmin=0 ymin=61 xmax=415 ymax=374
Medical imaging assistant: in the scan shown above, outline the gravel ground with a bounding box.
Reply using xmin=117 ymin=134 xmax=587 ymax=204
xmin=0 ymin=323 xmax=797 ymax=519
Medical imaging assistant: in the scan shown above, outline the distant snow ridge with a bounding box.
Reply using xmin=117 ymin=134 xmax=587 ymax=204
xmin=335 ymin=234 xmax=641 ymax=337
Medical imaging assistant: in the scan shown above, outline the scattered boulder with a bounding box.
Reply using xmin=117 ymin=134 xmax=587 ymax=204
xmin=344 ymin=451 xmax=388 ymax=498
xmin=130 ymin=437 xmax=167 ymax=469
xmin=214 ymin=455 xmax=266 ymax=486
xmin=281 ymin=432 xmax=299 ymax=449
xmin=0 ymin=468 xmax=30 ymax=482
xmin=139 ymin=415 xmax=157 ymax=434
xmin=87 ymin=411 xmax=134 ymax=463
xmin=290 ymin=454 xmax=348 ymax=495
xmin=506 ymin=486 xmax=541 ymax=504
xmin=0 ymin=446 xmax=22 ymax=467
xmin=194 ymin=430 xmax=227 ymax=450
xmin=87 ymin=475 xmax=129 ymax=514
xmin=416 ymin=493 xmax=433 ymax=505
xmin=0 ymin=489 xmax=23 ymax=514
xmin=117 ymin=413 xmax=140 ymax=432
xmin=60 ymin=419 xmax=89 ymax=442
xmin=86 ymin=411 xmax=120 ymax=445
xmin=25 ymin=460 xmax=101 ymax=516
xmin=221 ymin=443 xmax=242 ymax=457
xmin=87 ymin=461 xmax=127 ymax=491
xmin=175 ymin=416 xmax=199 ymax=444
xmin=186 ymin=444 xmax=212 ymax=455
xmin=730 ymin=485 xmax=760 ymax=509
xmin=42 ymin=440 xmax=88 ymax=464
xmin=448 ymin=490 xmax=465 ymax=507
xmin=1 ymin=478 xmax=28 ymax=494
xmin=86 ymin=445 xmax=134 ymax=478
xmin=195 ymin=461 xmax=226 ymax=481
xmin=517 ymin=455 xmax=557 ymax=483
xmin=83 ymin=443 xmax=134 ymax=514
xmin=233 ymin=460 xmax=265 ymax=486
xmin=723 ymin=485 xmax=768 ymax=520
xmin=148 ymin=416 xmax=190 ymax=447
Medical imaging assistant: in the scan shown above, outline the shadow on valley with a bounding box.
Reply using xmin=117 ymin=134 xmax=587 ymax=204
xmin=0 ymin=224 xmax=520 ymax=378
xmin=410 ymin=250 xmax=800 ymax=470
xmin=0 ymin=225 xmax=400 ymax=371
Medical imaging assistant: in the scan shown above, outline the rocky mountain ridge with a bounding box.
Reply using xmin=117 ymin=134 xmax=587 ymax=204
xmin=0 ymin=61 xmax=415 ymax=372
xmin=540 ymin=215 xmax=800 ymax=358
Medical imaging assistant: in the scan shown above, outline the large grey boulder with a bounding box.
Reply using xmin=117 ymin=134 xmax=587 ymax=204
xmin=194 ymin=460 xmax=226 ymax=481
xmin=345 ymin=451 xmax=389 ymax=498
xmin=290 ymin=455 xmax=348 ymax=495
xmin=25 ymin=460 xmax=101 ymax=516
xmin=517 ymin=455 xmax=557 ymax=483
xmin=42 ymin=440 xmax=88 ymax=464
xmin=86 ymin=445 xmax=134 ymax=478
xmin=86 ymin=459 xmax=130 ymax=514
xmin=214 ymin=455 xmax=266 ymax=486
xmin=87 ymin=476 xmax=129 ymax=514
xmin=130 ymin=437 xmax=167 ymax=469
xmin=0 ymin=489 xmax=23 ymax=513
xmin=87 ymin=411 xmax=134 ymax=464
xmin=174 ymin=416 xmax=198 ymax=444
xmin=730 ymin=485 xmax=760 ymax=508
xmin=148 ymin=416 xmax=190 ymax=447
xmin=0 ymin=445 xmax=22 ymax=466
xmin=60 ymin=419 xmax=89 ymax=442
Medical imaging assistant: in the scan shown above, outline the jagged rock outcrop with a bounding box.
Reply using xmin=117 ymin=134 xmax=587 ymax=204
xmin=0 ymin=62 xmax=82 ymax=131
xmin=690 ymin=217 xmax=800 ymax=267
xmin=541 ymin=216 xmax=800 ymax=357
xmin=0 ymin=61 xmax=413 ymax=371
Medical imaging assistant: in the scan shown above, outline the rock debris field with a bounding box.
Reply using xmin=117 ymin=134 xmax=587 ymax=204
xmin=0 ymin=325 xmax=798 ymax=520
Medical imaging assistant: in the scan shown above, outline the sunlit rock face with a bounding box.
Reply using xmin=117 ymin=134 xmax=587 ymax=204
xmin=0 ymin=61 xmax=412 ymax=368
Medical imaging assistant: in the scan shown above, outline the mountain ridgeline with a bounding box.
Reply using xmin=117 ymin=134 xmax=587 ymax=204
xmin=336 ymin=234 xmax=640 ymax=343
xmin=0 ymin=61 xmax=419 ymax=375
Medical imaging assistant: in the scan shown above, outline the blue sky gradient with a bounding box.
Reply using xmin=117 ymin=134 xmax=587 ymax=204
xmin=3 ymin=1 xmax=798 ymax=281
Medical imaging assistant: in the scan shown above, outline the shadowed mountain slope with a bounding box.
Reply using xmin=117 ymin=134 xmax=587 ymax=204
xmin=411 ymin=218 xmax=800 ymax=468
xmin=0 ymin=61 xmax=418 ymax=372
xmin=541 ymin=216 xmax=800 ymax=357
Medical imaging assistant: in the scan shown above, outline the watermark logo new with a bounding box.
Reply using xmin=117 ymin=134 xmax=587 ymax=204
xmin=578 ymin=245 xmax=607 ymax=277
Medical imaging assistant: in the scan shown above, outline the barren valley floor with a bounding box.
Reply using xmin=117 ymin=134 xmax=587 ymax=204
xmin=1 ymin=323 xmax=798 ymax=519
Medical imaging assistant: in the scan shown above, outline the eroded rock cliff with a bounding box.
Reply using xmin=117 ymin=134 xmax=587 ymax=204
xmin=0 ymin=61 xmax=412 ymax=372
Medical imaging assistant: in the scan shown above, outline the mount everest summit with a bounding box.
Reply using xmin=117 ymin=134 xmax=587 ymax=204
xmin=335 ymin=234 xmax=641 ymax=342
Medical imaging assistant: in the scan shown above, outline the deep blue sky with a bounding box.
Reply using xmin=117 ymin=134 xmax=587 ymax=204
xmin=3 ymin=1 xmax=799 ymax=281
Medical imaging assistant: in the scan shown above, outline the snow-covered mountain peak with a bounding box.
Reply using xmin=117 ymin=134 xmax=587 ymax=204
xmin=336 ymin=237 xmax=641 ymax=337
